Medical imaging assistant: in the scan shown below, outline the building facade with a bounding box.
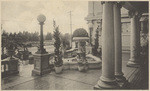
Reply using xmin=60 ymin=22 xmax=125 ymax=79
xmin=85 ymin=1 xmax=149 ymax=89
xmin=85 ymin=1 xmax=148 ymax=51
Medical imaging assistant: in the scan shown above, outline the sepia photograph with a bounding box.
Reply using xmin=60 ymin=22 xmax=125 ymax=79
xmin=1 ymin=0 xmax=149 ymax=90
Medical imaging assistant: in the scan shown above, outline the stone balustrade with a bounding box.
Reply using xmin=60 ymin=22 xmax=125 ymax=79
xmin=1 ymin=57 xmax=19 ymax=78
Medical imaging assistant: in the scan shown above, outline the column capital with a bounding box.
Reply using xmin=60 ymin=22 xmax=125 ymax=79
xmin=101 ymin=1 xmax=124 ymax=6
xmin=128 ymin=10 xmax=142 ymax=19
xmin=97 ymin=19 xmax=102 ymax=24
xmin=101 ymin=1 xmax=115 ymax=5
xmin=87 ymin=20 xmax=93 ymax=29
xmin=113 ymin=2 xmax=125 ymax=9
xmin=87 ymin=20 xmax=93 ymax=24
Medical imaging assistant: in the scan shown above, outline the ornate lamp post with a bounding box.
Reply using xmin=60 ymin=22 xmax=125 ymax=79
xmin=36 ymin=14 xmax=47 ymax=54
xmin=32 ymin=14 xmax=51 ymax=76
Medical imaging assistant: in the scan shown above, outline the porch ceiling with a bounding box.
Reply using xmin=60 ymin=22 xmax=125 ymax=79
xmin=123 ymin=2 xmax=149 ymax=13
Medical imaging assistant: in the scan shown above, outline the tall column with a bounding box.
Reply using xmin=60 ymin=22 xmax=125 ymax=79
xmin=88 ymin=21 xmax=93 ymax=46
xmin=127 ymin=11 xmax=141 ymax=67
xmin=114 ymin=3 xmax=128 ymax=87
xmin=94 ymin=2 xmax=119 ymax=89
xmin=88 ymin=21 xmax=93 ymax=54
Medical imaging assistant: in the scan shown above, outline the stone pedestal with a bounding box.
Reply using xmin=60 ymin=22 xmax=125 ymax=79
xmin=9 ymin=57 xmax=19 ymax=75
xmin=77 ymin=41 xmax=88 ymax=71
xmin=32 ymin=53 xmax=51 ymax=76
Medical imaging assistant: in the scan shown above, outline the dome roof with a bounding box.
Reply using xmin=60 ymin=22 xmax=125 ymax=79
xmin=73 ymin=28 xmax=88 ymax=37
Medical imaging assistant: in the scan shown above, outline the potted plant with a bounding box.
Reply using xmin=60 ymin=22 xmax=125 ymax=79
xmin=5 ymin=33 xmax=23 ymax=59
xmin=22 ymin=44 xmax=30 ymax=60
xmin=6 ymin=42 xmax=17 ymax=59
xmin=53 ymin=26 xmax=63 ymax=73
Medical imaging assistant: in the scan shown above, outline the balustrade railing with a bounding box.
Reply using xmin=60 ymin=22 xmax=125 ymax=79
xmin=1 ymin=57 xmax=19 ymax=78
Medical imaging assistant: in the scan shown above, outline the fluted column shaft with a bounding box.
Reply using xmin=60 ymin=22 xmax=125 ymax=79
xmin=114 ymin=3 xmax=128 ymax=87
xmin=114 ymin=3 xmax=122 ymax=76
xmin=94 ymin=2 xmax=119 ymax=89
xmin=127 ymin=11 xmax=141 ymax=67
xmin=101 ymin=2 xmax=115 ymax=81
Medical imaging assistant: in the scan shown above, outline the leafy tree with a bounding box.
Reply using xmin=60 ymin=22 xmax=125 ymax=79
xmin=45 ymin=32 xmax=52 ymax=40
xmin=61 ymin=33 xmax=70 ymax=50
xmin=4 ymin=32 xmax=24 ymax=58
xmin=32 ymin=32 xmax=39 ymax=41
xmin=17 ymin=31 xmax=39 ymax=42
xmin=2 ymin=30 xmax=8 ymax=55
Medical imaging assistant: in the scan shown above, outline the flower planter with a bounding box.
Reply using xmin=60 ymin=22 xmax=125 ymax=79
xmin=84 ymin=63 xmax=89 ymax=70
xmin=29 ymin=56 xmax=34 ymax=64
xmin=55 ymin=66 xmax=63 ymax=74
xmin=78 ymin=65 xmax=85 ymax=71
xmin=23 ymin=60 xmax=29 ymax=65
xmin=78 ymin=63 xmax=88 ymax=72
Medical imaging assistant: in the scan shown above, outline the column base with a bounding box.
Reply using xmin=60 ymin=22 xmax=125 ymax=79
xmin=115 ymin=73 xmax=126 ymax=82
xmin=127 ymin=61 xmax=140 ymax=68
xmin=94 ymin=76 xmax=120 ymax=89
xmin=115 ymin=75 xmax=129 ymax=89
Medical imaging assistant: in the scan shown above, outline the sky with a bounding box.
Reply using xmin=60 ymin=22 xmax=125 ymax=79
xmin=1 ymin=1 xmax=88 ymax=34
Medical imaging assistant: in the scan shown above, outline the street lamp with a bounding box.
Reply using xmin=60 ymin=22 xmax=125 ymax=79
xmin=36 ymin=14 xmax=47 ymax=54
xmin=37 ymin=14 xmax=46 ymax=23
xmin=32 ymin=14 xmax=50 ymax=76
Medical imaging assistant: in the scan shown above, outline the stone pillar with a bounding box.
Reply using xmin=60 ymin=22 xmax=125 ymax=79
xmin=77 ymin=41 xmax=86 ymax=59
xmin=94 ymin=2 xmax=119 ymax=89
xmin=89 ymin=28 xmax=93 ymax=46
xmin=88 ymin=21 xmax=93 ymax=53
xmin=127 ymin=11 xmax=141 ymax=67
xmin=113 ymin=3 xmax=127 ymax=87
xmin=77 ymin=40 xmax=88 ymax=71
xmin=78 ymin=41 xmax=81 ymax=53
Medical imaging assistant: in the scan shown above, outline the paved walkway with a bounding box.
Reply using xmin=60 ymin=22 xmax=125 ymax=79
xmin=1 ymin=53 xmax=148 ymax=90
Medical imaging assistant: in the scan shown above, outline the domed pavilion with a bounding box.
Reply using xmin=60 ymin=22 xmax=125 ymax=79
xmin=73 ymin=28 xmax=89 ymax=71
